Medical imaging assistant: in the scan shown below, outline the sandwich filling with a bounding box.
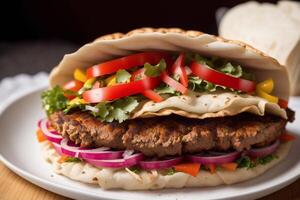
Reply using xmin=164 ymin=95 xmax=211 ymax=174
xmin=38 ymin=51 xmax=295 ymax=176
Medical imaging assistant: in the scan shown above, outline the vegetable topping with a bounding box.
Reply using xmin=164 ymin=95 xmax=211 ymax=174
xmin=42 ymin=52 xmax=286 ymax=122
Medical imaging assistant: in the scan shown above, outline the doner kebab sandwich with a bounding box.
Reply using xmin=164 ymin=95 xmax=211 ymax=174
xmin=36 ymin=28 xmax=295 ymax=190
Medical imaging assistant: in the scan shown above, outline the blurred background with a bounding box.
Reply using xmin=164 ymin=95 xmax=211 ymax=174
xmin=0 ymin=0 xmax=283 ymax=80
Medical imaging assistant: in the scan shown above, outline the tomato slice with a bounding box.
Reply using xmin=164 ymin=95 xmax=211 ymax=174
xmin=161 ymin=72 xmax=188 ymax=94
xmin=131 ymin=68 xmax=145 ymax=81
xmin=63 ymin=80 xmax=83 ymax=92
xmin=83 ymin=77 xmax=161 ymax=103
xmin=63 ymin=80 xmax=83 ymax=99
xmin=190 ymin=62 xmax=256 ymax=93
xmin=171 ymin=53 xmax=188 ymax=87
xmin=86 ymin=52 xmax=170 ymax=78
xmin=278 ymin=98 xmax=288 ymax=109
xmin=131 ymin=68 xmax=163 ymax=102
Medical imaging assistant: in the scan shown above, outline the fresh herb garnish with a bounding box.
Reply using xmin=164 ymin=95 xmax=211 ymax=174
xmin=65 ymin=157 xmax=81 ymax=162
xmin=166 ymin=168 xmax=176 ymax=175
xmin=129 ymin=166 xmax=141 ymax=174
xmin=218 ymin=62 xmax=242 ymax=78
xmin=144 ymin=59 xmax=166 ymax=77
xmin=91 ymin=96 xmax=139 ymax=123
xmin=116 ymin=69 xmax=131 ymax=83
xmin=41 ymin=86 xmax=68 ymax=116
xmin=236 ymin=155 xmax=278 ymax=169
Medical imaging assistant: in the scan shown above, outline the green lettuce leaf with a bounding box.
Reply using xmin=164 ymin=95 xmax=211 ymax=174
xmin=236 ymin=154 xmax=277 ymax=169
xmin=144 ymin=59 xmax=166 ymax=77
xmin=154 ymin=83 xmax=180 ymax=96
xmin=65 ymin=157 xmax=81 ymax=162
xmin=41 ymin=86 xmax=68 ymax=116
xmin=218 ymin=62 xmax=242 ymax=78
xmin=188 ymin=76 xmax=227 ymax=93
xmin=91 ymin=97 xmax=139 ymax=123
xmin=116 ymin=69 xmax=131 ymax=83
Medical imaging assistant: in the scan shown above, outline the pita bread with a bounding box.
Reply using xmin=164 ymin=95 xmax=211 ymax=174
xmin=48 ymin=28 xmax=289 ymax=119
xmin=40 ymin=140 xmax=292 ymax=190
xmin=219 ymin=1 xmax=300 ymax=95
xmin=132 ymin=91 xmax=287 ymax=119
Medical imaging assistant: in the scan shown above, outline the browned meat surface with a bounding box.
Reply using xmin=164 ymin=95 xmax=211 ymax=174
xmin=50 ymin=109 xmax=294 ymax=157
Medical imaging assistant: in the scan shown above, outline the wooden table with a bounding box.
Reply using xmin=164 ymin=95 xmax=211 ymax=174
xmin=1 ymin=162 xmax=299 ymax=200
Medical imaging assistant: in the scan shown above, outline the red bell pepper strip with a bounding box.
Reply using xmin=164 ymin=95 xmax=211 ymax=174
xmin=131 ymin=68 xmax=163 ymax=102
xmin=174 ymin=163 xmax=201 ymax=177
xmin=190 ymin=62 xmax=256 ymax=93
xmin=83 ymin=77 xmax=161 ymax=103
xmin=278 ymin=98 xmax=288 ymax=109
xmin=86 ymin=52 xmax=170 ymax=78
xmin=279 ymin=133 xmax=296 ymax=142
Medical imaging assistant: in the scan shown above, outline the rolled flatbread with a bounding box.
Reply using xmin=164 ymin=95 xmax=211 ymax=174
xmin=41 ymin=140 xmax=292 ymax=190
xmin=219 ymin=1 xmax=300 ymax=95
xmin=49 ymin=28 xmax=289 ymax=120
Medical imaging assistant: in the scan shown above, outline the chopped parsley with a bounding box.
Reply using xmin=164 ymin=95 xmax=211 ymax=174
xmin=166 ymin=168 xmax=176 ymax=175
xmin=144 ymin=59 xmax=166 ymax=77
xmin=129 ymin=166 xmax=141 ymax=174
xmin=65 ymin=157 xmax=81 ymax=163
xmin=41 ymin=86 xmax=68 ymax=116
xmin=236 ymin=155 xmax=278 ymax=169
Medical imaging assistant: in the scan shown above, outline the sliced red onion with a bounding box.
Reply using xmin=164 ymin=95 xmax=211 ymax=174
xmin=85 ymin=153 xmax=144 ymax=168
xmin=52 ymin=142 xmax=63 ymax=155
xmin=139 ymin=157 xmax=183 ymax=170
xmin=60 ymin=138 xmax=123 ymax=159
xmin=248 ymin=140 xmax=280 ymax=158
xmin=186 ymin=151 xmax=241 ymax=165
xmin=39 ymin=118 xmax=63 ymax=144
xmin=37 ymin=119 xmax=42 ymax=128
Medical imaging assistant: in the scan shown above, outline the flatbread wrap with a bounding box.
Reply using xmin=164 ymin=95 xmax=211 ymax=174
xmin=36 ymin=28 xmax=295 ymax=190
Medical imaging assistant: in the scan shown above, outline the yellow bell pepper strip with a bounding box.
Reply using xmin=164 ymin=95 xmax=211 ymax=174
xmin=68 ymin=97 xmax=86 ymax=105
xmin=105 ymin=75 xmax=117 ymax=86
xmin=256 ymin=79 xmax=279 ymax=103
xmin=256 ymin=78 xmax=274 ymax=93
xmin=74 ymin=69 xmax=87 ymax=83
xmin=83 ymin=78 xmax=96 ymax=89
xmin=174 ymin=163 xmax=201 ymax=177
xmin=256 ymin=89 xmax=279 ymax=103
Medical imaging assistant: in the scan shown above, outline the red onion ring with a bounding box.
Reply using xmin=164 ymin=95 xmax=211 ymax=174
xmin=85 ymin=153 xmax=144 ymax=168
xmin=39 ymin=118 xmax=63 ymax=144
xmin=248 ymin=140 xmax=280 ymax=158
xmin=186 ymin=151 xmax=241 ymax=165
xmin=139 ymin=157 xmax=183 ymax=170
xmin=60 ymin=138 xmax=124 ymax=160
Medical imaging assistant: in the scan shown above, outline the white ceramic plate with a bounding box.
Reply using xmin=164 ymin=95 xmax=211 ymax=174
xmin=0 ymin=86 xmax=300 ymax=200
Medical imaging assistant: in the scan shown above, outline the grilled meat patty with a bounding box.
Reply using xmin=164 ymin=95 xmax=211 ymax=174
xmin=50 ymin=110 xmax=294 ymax=157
